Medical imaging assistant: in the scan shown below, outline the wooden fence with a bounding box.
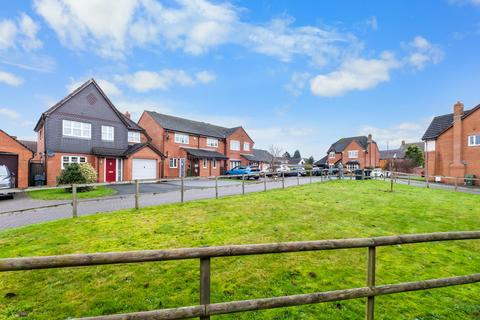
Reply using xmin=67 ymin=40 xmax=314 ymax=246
xmin=1 ymin=231 xmax=479 ymax=319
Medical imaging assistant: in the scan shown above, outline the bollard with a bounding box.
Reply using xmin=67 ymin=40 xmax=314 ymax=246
xmin=72 ymin=184 xmax=78 ymax=218
xmin=135 ymin=180 xmax=140 ymax=209
xmin=215 ymin=176 xmax=218 ymax=199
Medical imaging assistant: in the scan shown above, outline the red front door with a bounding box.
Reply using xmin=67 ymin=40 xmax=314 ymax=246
xmin=106 ymin=158 xmax=116 ymax=182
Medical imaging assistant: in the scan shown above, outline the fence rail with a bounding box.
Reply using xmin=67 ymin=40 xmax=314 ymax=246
xmin=1 ymin=231 xmax=479 ymax=319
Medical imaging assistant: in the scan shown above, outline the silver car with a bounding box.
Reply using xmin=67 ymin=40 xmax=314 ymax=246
xmin=0 ymin=165 xmax=15 ymax=199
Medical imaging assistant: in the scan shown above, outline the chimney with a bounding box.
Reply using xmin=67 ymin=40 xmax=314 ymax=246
xmin=452 ymin=101 xmax=465 ymax=169
xmin=401 ymin=140 xmax=406 ymax=148
xmin=367 ymin=134 xmax=372 ymax=143
xmin=124 ymin=111 xmax=131 ymax=119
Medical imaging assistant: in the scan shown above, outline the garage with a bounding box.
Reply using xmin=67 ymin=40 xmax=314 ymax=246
xmin=0 ymin=153 xmax=18 ymax=187
xmin=132 ymin=159 xmax=157 ymax=180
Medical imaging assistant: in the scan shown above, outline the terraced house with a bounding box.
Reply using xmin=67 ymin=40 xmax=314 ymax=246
xmin=34 ymin=79 xmax=165 ymax=186
xmin=326 ymin=135 xmax=380 ymax=170
xmin=138 ymin=111 xmax=260 ymax=177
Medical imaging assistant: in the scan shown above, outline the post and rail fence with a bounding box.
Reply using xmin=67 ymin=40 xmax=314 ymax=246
xmin=0 ymin=231 xmax=479 ymax=319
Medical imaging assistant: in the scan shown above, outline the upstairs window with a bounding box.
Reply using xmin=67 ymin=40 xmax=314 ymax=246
xmin=243 ymin=142 xmax=250 ymax=151
xmin=206 ymin=138 xmax=218 ymax=147
xmin=62 ymin=120 xmax=91 ymax=139
xmin=101 ymin=126 xmax=114 ymax=141
xmin=128 ymin=131 xmax=141 ymax=143
xmin=468 ymin=135 xmax=480 ymax=146
xmin=230 ymin=140 xmax=240 ymax=151
xmin=348 ymin=150 xmax=358 ymax=158
xmin=175 ymin=133 xmax=189 ymax=144
xmin=329 ymin=152 xmax=336 ymax=159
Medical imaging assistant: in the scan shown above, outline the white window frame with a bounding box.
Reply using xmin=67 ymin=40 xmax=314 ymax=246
xmin=230 ymin=160 xmax=241 ymax=169
xmin=62 ymin=120 xmax=91 ymax=139
xmin=101 ymin=125 xmax=114 ymax=141
xmin=329 ymin=152 xmax=336 ymax=159
xmin=128 ymin=131 xmax=141 ymax=143
xmin=206 ymin=138 xmax=218 ymax=148
xmin=174 ymin=133 xmax=189 ymax=144
xmin=213 ymin=159 xmax=217 ymax=169
xmin=243 ymin=142 xmax=250 ymax=151
xmin=62 ymin=155 xmax=87 ymax=169
xmin=468 ymin=135 xmax=480 ymax=146
xmin=203 ymin=159 xmax=208 ymax=168
xmin=348 ymin=150 xmax=358 ymax=158
xmin=169 ymin=158 xmax=178 ymax=168
xmin=230 ymin=140 xmax=240 ymax=151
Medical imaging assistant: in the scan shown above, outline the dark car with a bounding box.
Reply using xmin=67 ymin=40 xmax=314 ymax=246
xmin=0 ymin=165 xmax=15 ymax=199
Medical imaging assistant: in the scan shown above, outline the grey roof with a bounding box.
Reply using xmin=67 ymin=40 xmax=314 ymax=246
xmin=92 ymin=147 xmax=125 ymax=157
xmin=18 ymin=140 xmax=37 ymax=153
xmin=314 ymin=155 xmax=328 ymax=166
xmin=146 ymin=111 xmax=241 ymax=139
xmin=380 ymin=149 xmax=404 ymax=160
xmin=422 ymin=107 xmax=479 ymax=140
xmin=252 ymin=149 xmax=273 ymax=162
xmin=287 ymin=158 xmax=303 ymax=165
xmin=182 ymin=148 xmax=228 ymax=160
xmin=405 ymin=141 xmax=425 ymax=151
xmin=328 ymin=136 xmax=369 ymax=153
xmin=124 ymin=143 xmax=165 ymax=158
xmin=241 ymin=153 xmax=257 ymax=161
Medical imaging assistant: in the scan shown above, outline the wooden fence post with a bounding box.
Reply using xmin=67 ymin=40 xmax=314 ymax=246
xmin=242 ymin=175 xmax=245 ymax=195
xmin=455 ymin=177 xmax=458 ymax=192
xmin=263 ymin=173 xmax=267 ymax=192
xmin=72 ymin=184 xmax=77 ymax=218
xmin=390 ymin=176 xmax=394 ymax=192
xmin=309 ymin=170 xmax=312 ymax=184
xmin=200 ymin=257 xmax=211 ymax=320
xmin=215 ymin=176 xmax=218 ymax=199
xmin=297 ymin=174 xmax=300 ymax=186
xmin=181 ymin=176 xmax=185 ymax=203
xmin=366 ymin=246 xmax=376 ymax=320
xmin=408 ymin=174 xmax=411 ymax=185
xmin=282 ymin=172 xmax=285 ymax=189
xmin=135 ymin=180 xmax=140 ymax=209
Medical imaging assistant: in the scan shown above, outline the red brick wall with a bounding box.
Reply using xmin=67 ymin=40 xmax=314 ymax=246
xmin=0 ymin=131 xmax=33 ymax=189
xmin=342 ymin=140 xmax=366 ymax=168
xmin=123 ymin=146 xmax=163 ymax=181
xmin=225 ymin=127 xmax=253 ymax=169
xmin=45 ymin=153 xmax=97 ymax=186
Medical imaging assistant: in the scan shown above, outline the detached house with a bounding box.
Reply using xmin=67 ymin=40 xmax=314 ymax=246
xmin=326 ymin=135 xmax=380 ymax=170
xmin=138 ymin=111 xmax=256 ymax=177
xmin=422 ymin=101 xmax=480 ymax=180
xmin=34 ymin=79 xmax=165 ymax=186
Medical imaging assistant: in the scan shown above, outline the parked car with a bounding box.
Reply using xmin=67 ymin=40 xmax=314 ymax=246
xmin=225 ymin=166 xmax=260 ymax=179
xmin=285 ymin=166 xmax=306 ymax=177
xmin=276 ymin=164 xmax=290 ymax=174
xmin=312 ymin=167 xmax=322 ymax=176
xmin=0 ymin=165 xmax=15 ymax=199
xmin=371 ymin=168 xmax=390 ymax=178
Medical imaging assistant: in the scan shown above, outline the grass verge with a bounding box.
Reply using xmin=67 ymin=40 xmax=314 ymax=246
xmin=1 ymin=180 xmax=479 ymax=319
xmin=27 ymin=186 xmax=116 ymax=200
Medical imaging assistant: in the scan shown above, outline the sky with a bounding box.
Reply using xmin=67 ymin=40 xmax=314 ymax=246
xmin=1 ymin=0 xmax=480 ymax=159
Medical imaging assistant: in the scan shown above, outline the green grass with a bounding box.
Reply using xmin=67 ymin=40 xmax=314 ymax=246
xmin=1 ymin=180 xmax=479 ymax=319
xmin=27 ymin=186 xmax=116 ymax=200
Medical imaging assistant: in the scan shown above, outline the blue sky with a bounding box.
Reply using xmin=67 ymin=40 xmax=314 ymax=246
xmin=1 ymin=0 xmax=480 ymax=159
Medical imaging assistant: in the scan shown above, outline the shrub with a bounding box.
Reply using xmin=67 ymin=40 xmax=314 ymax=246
xmin=57 ymin=163 xmax=97 ymax=192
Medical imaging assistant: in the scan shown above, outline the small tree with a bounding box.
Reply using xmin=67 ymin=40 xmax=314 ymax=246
xmin=283 ymin=151 xmax=291 ymax=159
xmin=307 ymin=156 xmax=314 ymax=165
xmin=57 ymin=163 xmax=97 ymax=192
xmin=293 ymin=150 xmax=301 ymax=159
xmin=405 ymin=145 xmax=424 ymax=167
xmin=269 ymin=145 xmax=283 ymax=172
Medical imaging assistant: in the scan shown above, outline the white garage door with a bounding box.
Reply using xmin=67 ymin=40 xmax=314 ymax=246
xmin=132 ymin=159 xmax=157 ymax=180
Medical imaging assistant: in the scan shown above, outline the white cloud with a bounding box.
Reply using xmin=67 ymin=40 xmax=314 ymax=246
xmin=448 ymin=0 xmax=480 ymax=6
xmin=406 ymin=36 xmax=443 ymax=70
xmin=0 ymin=107 xmax=21 ymax=119
xmin=359 ymin=120 xmax=429 ymax=149
xmin=310 ymin=51 xmax=401 ymax=97
xmin=365 ymin=16 xmax=378 ymax=31
xmin=0 ymin=70 xmax=23 ymax=86
xmin=285 ymin=72 xmax=310 ymax=96
xmin=34 ymin=0 xmax=357 ymax=65
xmin=67 ymin=78 xmax=121 ymax=96
xmin=0 ymin=13 xmax=42 ymax=52
xmin=114 ymin=99 xmax=173 ymax=121
xmin=115 ymin=69 xmax=215 ymax=92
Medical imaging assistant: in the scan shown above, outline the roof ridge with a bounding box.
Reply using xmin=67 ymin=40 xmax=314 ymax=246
xmin=147 ymin=111 xmax=233 ymax=131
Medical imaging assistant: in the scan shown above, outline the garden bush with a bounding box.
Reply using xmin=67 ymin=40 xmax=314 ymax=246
xmin=57 ymin=163 xmax=97 ymax=192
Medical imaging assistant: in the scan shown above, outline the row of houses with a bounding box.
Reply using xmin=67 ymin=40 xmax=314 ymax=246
xmin=0 ymin=79 xmax=274 ymax=188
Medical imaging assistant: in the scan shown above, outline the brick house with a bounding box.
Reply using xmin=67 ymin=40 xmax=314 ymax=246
xmin=422 ymin=101 xmax=480 ymax=181
xmin=379 ymin=141 xmax=425 ymax=169
xmin=326 ymin=135 xmax=380 ymax=170
xmin=34 ymin=79 xmax=165 ymax=186
xmin=0 ymin=130 xmax=35 ymax=188
xmin=138 ymin=111 xmax=256 ymax=177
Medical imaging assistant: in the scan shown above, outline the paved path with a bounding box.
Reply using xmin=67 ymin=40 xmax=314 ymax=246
xmin=0 ymin=176 xmax=322 ymax=230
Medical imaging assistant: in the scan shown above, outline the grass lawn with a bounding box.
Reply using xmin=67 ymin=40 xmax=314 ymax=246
xmin=27 ymin=186 xmax=116 ymax=200
xmin=1 ymin=180 xmax=479 ymax=319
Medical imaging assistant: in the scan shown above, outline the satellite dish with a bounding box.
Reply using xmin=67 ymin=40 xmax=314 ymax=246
xmin=47 ymin=150 xmax=55 ymax=157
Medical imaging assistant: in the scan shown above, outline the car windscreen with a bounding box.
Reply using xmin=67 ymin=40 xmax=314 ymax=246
xmin=0 ymin=166 xmax=9 ymax=177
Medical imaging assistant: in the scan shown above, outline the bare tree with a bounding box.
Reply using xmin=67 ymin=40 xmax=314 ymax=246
xmin=268 ymin=144 xmax=283 ymax=172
